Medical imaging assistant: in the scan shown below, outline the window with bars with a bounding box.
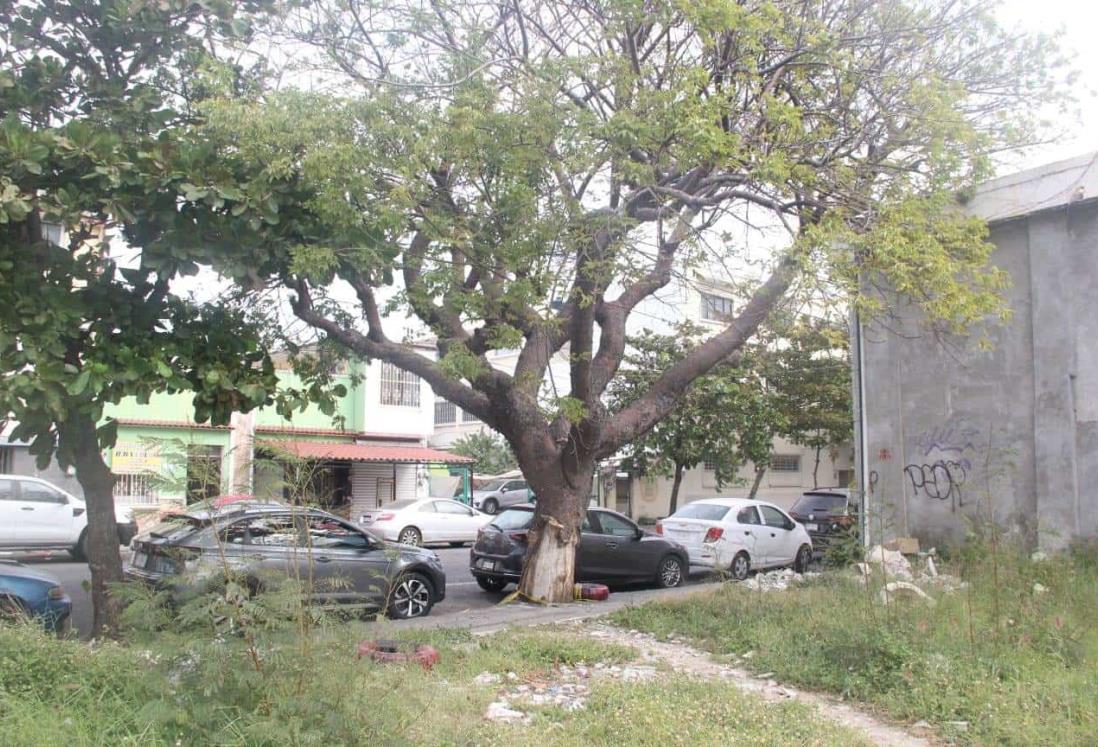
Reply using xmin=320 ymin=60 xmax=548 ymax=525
xmin=703 ymin=458 xmax=718 ymax=471
xmin=0 ymin=446 xmax=12 ymax=473
xmin=434 ymin=400 xmax=457 ymax=425
xmin=770 ymin=454 xmax=802 ymax=473
xmin=113 ymin=473 xmax=160 ymax=505
xmin=461 ymin=409 xmax=481 ymax=423
xmin=380 ymin=362 xmax=421 ymax=407
xmin=700 ymin=292 xmax=734 ymax=322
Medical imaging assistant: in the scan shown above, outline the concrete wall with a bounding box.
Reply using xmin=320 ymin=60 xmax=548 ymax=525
xmin=861 ymin=198 xmax=1098 ymax=550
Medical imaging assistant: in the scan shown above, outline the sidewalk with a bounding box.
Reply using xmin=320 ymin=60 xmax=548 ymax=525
xmin=373 ymin=581 xmax=722 ymax=636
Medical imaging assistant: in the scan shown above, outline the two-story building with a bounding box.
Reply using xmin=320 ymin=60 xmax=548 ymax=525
xmin=3 ymin=346 xmax=471 ymax=520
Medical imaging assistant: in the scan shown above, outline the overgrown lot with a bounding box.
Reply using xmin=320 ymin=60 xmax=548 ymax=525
xmin=612 ymin=543 xmax=1098 ymax=746
xmin=0 ymin=619 xmax=870 ymax=746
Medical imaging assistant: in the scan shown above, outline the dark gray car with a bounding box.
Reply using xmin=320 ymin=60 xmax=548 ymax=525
xmin=124 ymin=504 xmax=446 ymax=619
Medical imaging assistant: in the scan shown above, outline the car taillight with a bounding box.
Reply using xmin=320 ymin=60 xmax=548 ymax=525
xmin=703 ymin=527 xmax=724 ymax=543
xmin=507 ymin=531 xmax=529 ymax=543
xmin=376 ymin=513 xmax=395 ymax=522
xmin=655 ymin=521 xmax=663 ymax=535
xmin=47 ymin=586 xmax=65 ymax=600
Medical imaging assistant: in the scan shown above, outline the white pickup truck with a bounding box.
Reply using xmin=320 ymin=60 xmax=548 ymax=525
xmin=0 ymin=474 xmax=137 ymax=560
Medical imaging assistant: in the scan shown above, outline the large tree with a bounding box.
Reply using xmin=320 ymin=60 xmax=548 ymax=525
xmin=0 ymin=0 xmax=302 ymax=635
xmin=188 ymin=0 xmax=1063 ymax=601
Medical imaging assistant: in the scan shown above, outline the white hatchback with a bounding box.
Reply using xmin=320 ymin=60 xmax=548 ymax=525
xmin=360 ymin=498 xmax=493 ymax=547
xmin=656 ymin=498 xmax=813 ymax=580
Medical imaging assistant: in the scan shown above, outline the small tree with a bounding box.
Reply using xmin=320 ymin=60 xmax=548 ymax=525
xmin=450 ymin=431 xmax=517 ymax=476
xmin=0 ymin=0 xmax=294 ymax=635
xmin=610 ymin=327 xmax=784 ymax=514
xmin=762 ymin=316 xmax=854 ymax=489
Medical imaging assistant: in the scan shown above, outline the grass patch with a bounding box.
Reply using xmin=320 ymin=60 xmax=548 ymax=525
xmin=611 ymin=544 xmax=1098 ymax=746
xmin=0 ymin=619 xmax=872 ymax=745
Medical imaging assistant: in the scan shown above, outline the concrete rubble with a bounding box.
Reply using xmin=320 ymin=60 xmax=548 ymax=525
xmin=865 ymin=545 xmax=914 ymax=580
xmin=741 ymin=568 xmax=820 ymax=592
xmin=878 ymin=581 xmax=937 ymax=607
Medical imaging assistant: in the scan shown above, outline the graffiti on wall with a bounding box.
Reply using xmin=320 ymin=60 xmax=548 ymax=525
xmin=904 ymin=419 xmax=979 ymax=513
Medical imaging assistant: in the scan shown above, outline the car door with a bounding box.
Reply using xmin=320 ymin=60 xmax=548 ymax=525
xmin=433 ymin=500 xmax=482 ymax=542
xmin=574 ymin=511 xmax=601 ymax=582
xmin=15 ymin=479 xmax=76 ymax=545
xmin=300 ymin=513 xmax=391 ymax=607
xmin=592 ymin=510 xmax=655 ymax=582
xmin=734 ymin=506 xmax=767 ymax=565
xmin=0 ymin=478 xmax=18 ymax=544
xmin=758 ymin=505 xmax=799 ymax=567
xmin=494 ymin=480 xmax=520 ymax=508
xmin=412 ymin=501 xmax=446 ymax=543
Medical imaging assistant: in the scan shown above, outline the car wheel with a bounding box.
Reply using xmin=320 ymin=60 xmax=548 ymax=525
xmin=730 ymin=551 xmax=750 ymax=581
xmin=475 ymin=575 xmax=508 ymax=593
xmin=482 ymin=498 xmax=499 ymax=515
xmin=70 ymin=530 xmax=88 ymax=562
xmin=656 ymin=555 xmax=685 ymax=588
xmin=398 ymin=527 xmax=422 ymax=546
xmin=388 ymin=573 xmax=435 ymax=619
xmin=794 ymin=544 xmax=813 ymax=574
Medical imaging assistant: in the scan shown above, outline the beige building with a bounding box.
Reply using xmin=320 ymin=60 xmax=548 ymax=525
xmin=615 ymin=438 xmax=854 ymax=520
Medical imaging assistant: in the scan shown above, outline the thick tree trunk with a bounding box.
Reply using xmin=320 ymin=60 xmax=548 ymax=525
xmin=59 ymin=415 xmax=122 ymax=637
xmin=812 ymin=445 xmax=822 ymax=489
xmin=668 ymin=462 xmax=685 ymax=516
xmin=748 ymin=465 xmax=766 ymax=500
xmin=515 ymin=447 xmax=594 ymax=603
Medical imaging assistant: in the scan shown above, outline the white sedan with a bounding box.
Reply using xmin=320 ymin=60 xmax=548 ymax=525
xmin=360 ymin=498 xmax=493 ymax=547
xmin=656 ymin=497 xmax=813 ymax=580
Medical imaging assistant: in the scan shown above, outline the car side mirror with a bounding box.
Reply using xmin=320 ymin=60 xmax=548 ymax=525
xmin=635 ymin=527 xmax=644 ymax=540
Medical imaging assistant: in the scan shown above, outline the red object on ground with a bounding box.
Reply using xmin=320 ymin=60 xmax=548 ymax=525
xmin=356 ymin=639 xmax=440 ymax=670
xmin=573 ymin=583 xmax=610 ymax=601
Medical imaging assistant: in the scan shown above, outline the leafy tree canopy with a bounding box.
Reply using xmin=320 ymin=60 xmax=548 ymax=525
xmin=450 ymin=431 xmax=518 ymax=477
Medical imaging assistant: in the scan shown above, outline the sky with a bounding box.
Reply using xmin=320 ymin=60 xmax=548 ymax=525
xmin=997 ymin=0 xmax=1098 ymax=170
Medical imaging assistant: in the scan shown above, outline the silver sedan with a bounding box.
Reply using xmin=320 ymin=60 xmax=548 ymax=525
xmin=360 ymin=498 xmax=493 ymax=547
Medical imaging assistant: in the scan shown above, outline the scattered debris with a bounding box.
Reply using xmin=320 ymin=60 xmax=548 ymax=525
xmin=884 ymin=537 xmax=921 ymax=555
xmin=865 ymin=545 xmax=914 ymax=580
xmin=741 ymin=568 xmax=819 ymax=592
xmin=878 ymin=581 xmax=936 ymax=607
xmin=485 ymin=701 xmax=527 ymax=723
xmin=924 ymin=556 xmax=938 ymax=578
xmin=357 ymin=639 xmax=440 ymax=670
xmin=1033 ymin=583 xmax=1048 ymax=595
xmin=1031 ymin=551 xmax=1048 ymax=563
xmin=946 ymin=720 xmax=970 ymax=733
xmin=474 ymin=671 xmax=501 ymax=685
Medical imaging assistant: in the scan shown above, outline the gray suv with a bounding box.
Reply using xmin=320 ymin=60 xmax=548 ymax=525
xmin=124 ymin=504 xmax=446 ymax=619
xmin=471 ymin=478 xmax=531 ymax=515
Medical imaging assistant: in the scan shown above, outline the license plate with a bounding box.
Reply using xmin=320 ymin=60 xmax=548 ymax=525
xmin=131 ymin=551 xmax=148 ymax=568
xmin=476 ymin=559 xmax=497 ymax=571
xmin=805 ymin=523 xmax=819 ymax=532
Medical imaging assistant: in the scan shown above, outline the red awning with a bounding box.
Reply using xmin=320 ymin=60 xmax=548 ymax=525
xmin=260 ymin=440 xmax=473 ymax=465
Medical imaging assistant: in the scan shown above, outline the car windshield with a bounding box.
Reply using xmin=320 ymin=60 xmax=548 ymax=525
xmin=790 ymin=493 xmax=847 ymax=514
xmin=478 ymin=479 xmax=507 ymax=492
xmin=490 ymin=509 xmax=534 ymax=530
xmin=672 ymin=503 xmax=731 ymax=521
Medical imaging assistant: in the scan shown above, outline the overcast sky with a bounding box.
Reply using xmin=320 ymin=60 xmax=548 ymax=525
xmin=998 ymin=0 xmax=1098 ymax=169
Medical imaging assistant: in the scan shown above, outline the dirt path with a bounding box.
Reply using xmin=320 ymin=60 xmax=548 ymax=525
xmin=577 ymin=622 xmax=934 ymax=747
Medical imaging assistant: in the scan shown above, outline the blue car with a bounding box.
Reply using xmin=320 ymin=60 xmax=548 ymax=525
xmin=0 ymin=560 xmax=72 ymax=634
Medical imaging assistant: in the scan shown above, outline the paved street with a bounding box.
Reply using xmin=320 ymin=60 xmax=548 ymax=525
xmin=7 ymin=547 xmax=715 ymax=638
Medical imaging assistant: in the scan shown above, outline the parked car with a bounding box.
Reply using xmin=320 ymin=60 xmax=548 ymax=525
xmin=125 ymin=504 xmax=446 ymax=619
xmin=0 ymin=474 xmax=137 ymax=560
xmin=470 ymin=505 xmax=690 ymax=592
xmin=788 ymin=489 xmax=858 ymax=550
xmin=471 ymin=477 xmax=531 ymax=515
xmin=656 ymin=498 xmax=813 ymax=580
xmin=0 ymin=559 xmax=72 ymax=633
xmin=360 ymin=498 xmax=493 ymax=547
